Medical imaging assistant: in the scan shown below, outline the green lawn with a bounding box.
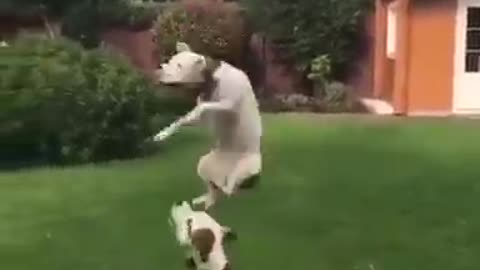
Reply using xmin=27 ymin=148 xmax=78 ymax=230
xmin=1 ymin=114 xmax=480 ymax=270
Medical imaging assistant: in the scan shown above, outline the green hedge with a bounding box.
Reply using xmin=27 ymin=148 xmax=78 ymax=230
xmin=154 ymin=0 xmax=250 ymax=67
xmin=0 ymin=35 xmax=191 ymax=166
xmin=241 ymin=0 xmax=371 ymax=79
xmin=61 ymin=0 xmax=157 ymax=48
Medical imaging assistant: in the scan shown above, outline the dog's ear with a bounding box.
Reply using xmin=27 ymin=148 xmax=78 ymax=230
xmin=191 ymin=228 xmax=215 ymax=262
xmin=222 ymin=226 xmax=237 ymax=243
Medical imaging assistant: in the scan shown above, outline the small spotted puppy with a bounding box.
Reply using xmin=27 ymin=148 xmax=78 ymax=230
xmin=169 ymin=200 xmax=237 ymax=270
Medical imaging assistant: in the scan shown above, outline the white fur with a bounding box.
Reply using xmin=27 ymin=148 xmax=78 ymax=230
xmin=169 ymin=201 xmax=232 ymax=270
xmin=154 ymin=42 xmax=263 ymax=209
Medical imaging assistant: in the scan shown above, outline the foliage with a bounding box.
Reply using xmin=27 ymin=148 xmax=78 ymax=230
xmin=153 ymin=6 xmax=191 ymax=63
xmin=153 ymin=0 xmax=250 ymax=66
xmin=307 ymin=55 xmax=332 ymax=93
xmin=0 ymin=0 xmax=72 ymax=16
xmin=60 ymin=1 xmax=102 ymax=48
xmin=322 ymin=82 xmax=352 ymax=112
xmin=61 ymin=0 xmax=157 ymax=48
xmin=240 ymin=0 xmax=372 ymax=78
xmin=260 ymin=81 xmax=354 ymax=113
xmin=0 ymin=35 xmax=191 ymax=165
xmin=267 ymin=93 xmax=323 ymax=112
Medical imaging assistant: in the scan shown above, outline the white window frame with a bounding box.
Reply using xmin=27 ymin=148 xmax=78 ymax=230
xmin=386 ymin=0 xmax=399 ymax=59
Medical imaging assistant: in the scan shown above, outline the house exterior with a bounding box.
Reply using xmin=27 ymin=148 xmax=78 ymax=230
xmin=372 ymin=0 xmax=480 ymax=115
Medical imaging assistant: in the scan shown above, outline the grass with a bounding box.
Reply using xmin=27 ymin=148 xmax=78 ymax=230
xmin=1 ymin=113 xmax=480 ymax=270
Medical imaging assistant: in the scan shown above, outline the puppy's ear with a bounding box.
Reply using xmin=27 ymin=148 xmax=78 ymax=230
xmin=222 ymin=226 xmax=238 ymax=243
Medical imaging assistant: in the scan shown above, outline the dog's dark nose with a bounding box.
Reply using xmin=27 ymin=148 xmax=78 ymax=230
xmin=174 ymin=200 xmax=183 ymax=206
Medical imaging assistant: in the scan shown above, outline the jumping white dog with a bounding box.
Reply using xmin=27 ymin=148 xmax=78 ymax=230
xmin=154 ymin=42 xmax=263 ymax=210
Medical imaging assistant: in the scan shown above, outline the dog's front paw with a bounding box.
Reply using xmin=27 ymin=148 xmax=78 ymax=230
xmin=221 ymin=184 xmax=237 ymax=197
xmin=153 ymin=129 xmax=172 ymax=142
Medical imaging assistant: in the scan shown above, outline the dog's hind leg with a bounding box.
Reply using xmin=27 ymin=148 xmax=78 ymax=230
xmin=192 ymin=151 xmax=222 ymax=210
xmin=192 ymin=181 xmax=220 ymax=210
xmin=221 ymin=152 xmax=262 ymax=196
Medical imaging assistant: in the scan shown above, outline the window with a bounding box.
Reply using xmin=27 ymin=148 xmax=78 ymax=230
xmin=386 ymin=1 xmax=399 ymax=59
xmin=465 ymin=7 xmax=480 ymax=72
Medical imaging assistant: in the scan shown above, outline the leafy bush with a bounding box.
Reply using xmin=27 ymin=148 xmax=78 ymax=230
xmin=307 ymin=55 xmax=332 ymax=98
xmin=260 ymin=82 xmax=355 ymax=113
xmin=62 ymin=0 xmax=157 ymax=48
xmin=153 ymin=6 xmax=191 ymax=63
xmin=322 ymin=82 xmax=352 ymax=112
xmin=260 ymin=93 xmax=319 ymax=113
xmin=154 ymin=0 xmax=250 ymax=66
xmin=240 ymin=0 xmax=371 ymax=78
xmin=0 ymin=35 xmax=191 ymax=165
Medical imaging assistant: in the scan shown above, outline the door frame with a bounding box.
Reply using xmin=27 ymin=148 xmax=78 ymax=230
xmin=453 ymin=0 xmax=480 ymax=114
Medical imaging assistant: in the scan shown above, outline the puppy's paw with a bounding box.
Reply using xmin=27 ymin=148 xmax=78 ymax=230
xmin=191 ymin=195 xmax=216 ymax=211
xmin=222 ymin=226 xmax=238 ymax=243
xmin=192 ymin=195 xmax=207 ymax=205
xmin=185 ymin=256 xmax=196 ymax=269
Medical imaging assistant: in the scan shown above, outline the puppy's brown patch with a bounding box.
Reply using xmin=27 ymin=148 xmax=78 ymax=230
xmin=191 ymin=228 xmax=215 ymax=262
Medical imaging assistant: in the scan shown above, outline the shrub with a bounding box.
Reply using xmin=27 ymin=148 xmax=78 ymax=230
xmin=260 ymin=82 xmax=355 ymax=113
xmin=240 ymin=0 xmax=372 ymax=78
xmin=0 ymin=35 xmax=191 ymax=165
xmin=153 ymin=6 xmax=191 ymax=63
xmin=153 ymin=0 xmax=250 ymax=66
xmin=322 ymin=82 xmax=353 ymax=112
xmin=62 ymin=0 xmax=157 ymax=48
xmin=307 ymin=54 xmax=332 ymax=98
xmin=260 ymin=93 xmax=321 ymax=113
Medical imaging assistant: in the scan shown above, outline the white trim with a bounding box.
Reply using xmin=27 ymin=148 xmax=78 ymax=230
xmin=453 ymin=0 xmax=480 ymax=112
xmin=359 ymin=98 xmax=394 ymax=115
xmin=453 ymin=0 xmax=466 ymax=112
xmin=453 ymin=108 xmax=480 ymax=115
xmin=407 ymin=111 xmax=453 ymax=117
xmin=386 ymin=0 xmax=399 ymax=59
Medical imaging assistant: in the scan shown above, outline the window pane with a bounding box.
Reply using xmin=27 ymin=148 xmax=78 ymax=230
xmin=467 ymin=7 xmax=480 ymax=28
xmin=465 ymin=52 xmax=480 ymax=72
xmin=467 ymin=30 xmax=480 ymax=50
